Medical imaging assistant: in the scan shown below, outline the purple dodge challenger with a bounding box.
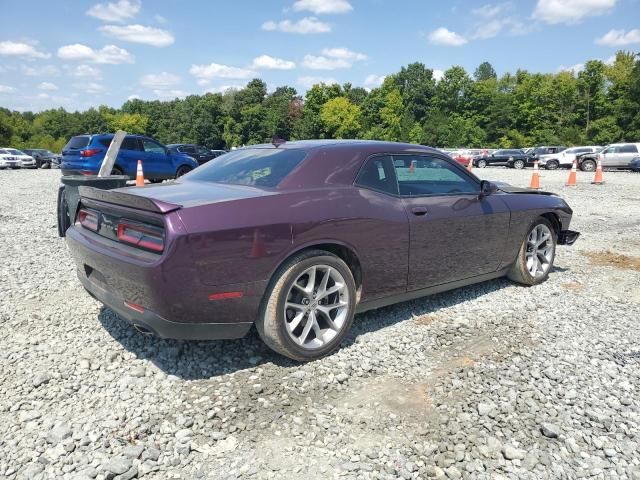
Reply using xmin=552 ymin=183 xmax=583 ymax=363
xmin=67 ymin=140 xmax=579 ymax=361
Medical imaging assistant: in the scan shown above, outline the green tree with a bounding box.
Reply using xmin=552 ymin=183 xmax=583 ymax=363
xmin=320 ymin=97 xmax=361 ymax=139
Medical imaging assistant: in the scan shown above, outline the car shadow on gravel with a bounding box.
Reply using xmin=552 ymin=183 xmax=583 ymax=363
xmin=98 ymin=276 xmax=522 ymax=380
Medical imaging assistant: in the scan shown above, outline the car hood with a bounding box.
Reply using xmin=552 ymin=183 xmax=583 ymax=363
xmin=491 ymin=181 xmax=556 ymax=196
xmin=116 ymin=179 xmax=276 ymax=209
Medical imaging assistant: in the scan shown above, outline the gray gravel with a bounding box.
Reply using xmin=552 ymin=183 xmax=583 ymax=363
xmin=1 ymin=167 xmax=639 ymax=479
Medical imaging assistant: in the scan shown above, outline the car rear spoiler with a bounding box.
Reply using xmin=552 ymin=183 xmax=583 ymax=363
xmin=78 ymin=186 xmax=182 ymax=213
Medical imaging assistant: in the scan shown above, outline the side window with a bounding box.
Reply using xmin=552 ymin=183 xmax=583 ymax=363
xmin=197 ymin=146 xmax=210 ymax=155
xmin=142 ymin=139 xmax=165 ymax=154
xmin=393 ymin=155 xmax=478 ymax=196
xmin=355 ymin=155 xmax=398 ymax=195
xmin=620 ymin=144 xmax=638 ymax=153
xmin=121 ymin=137 xmax=140 ymax=151
xmin=182 ymin=145 xmax=196 ymax=154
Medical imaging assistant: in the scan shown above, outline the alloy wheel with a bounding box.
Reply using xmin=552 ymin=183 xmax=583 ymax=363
xmin=526 ymin=224 xmax=554 ymax=278
xmin=514 ymin=160 xmax=525 ymax=169
xmin=283 ymin=265 xmax=350 ymax=350
xmin=478 ymin=160 xmax=487 ymax=168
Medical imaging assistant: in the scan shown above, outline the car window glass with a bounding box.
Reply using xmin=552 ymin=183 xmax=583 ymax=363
xmin=356 ymin=155 xmax=397 ymax=195
xmin=182 ymin=145 xmax=196 ymax=154
xmin=197 ymin=146 xmax=209 ymax=155
xmin=142 ymin=139 xmax=165 ymax=154
xmin=620 ymin=144 xmax=638 ymax=153
xmin=186 ymin=148 xmax=307 ymax=187
xmin=121 ymin=137 xmax=141 ymax=151
xmin=393 ymin=155 xmax=478 ymax=196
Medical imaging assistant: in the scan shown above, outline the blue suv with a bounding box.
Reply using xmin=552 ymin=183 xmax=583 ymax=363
xmin=61 ymin=134 xmax=198 ymax=181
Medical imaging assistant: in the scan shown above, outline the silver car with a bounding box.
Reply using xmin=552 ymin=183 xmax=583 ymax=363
xmin=598 ymin=143 xmax=640 ymax=168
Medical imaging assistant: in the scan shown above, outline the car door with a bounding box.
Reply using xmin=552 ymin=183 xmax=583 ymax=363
xmin=600 ymin=146 xmax=619 ymax=168
xmin=618 ymin=144 xmax=639 ymax=167
xmin=116 ymin=136 xmax=143 ymax=176
xmin=393 ymin=154 xmax=511 ymax=290
xmin=196 ymin=145 xmax=214 ymax=164
xmin=140 ymin=138 xmax=168 ymax=179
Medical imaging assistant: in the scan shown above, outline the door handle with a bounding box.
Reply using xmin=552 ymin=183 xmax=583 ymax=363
xmin=411 ymin=206 xmax=429 ymax=216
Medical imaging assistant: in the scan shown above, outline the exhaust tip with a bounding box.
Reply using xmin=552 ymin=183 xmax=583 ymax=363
xmin=133 ymin=324 xmax=154 ymax=336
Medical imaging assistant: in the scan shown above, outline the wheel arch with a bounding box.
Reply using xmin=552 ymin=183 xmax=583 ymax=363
xmin=540 ymin=212 xmax=561 ymax=237
xmin=267 ymin=240 xmax=363 ymax=302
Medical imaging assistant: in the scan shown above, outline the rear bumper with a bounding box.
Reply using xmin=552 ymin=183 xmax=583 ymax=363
xmin=66 ymin=225 xmax=264 ymax=339
xmin=79 ymin=272 xmax=252 ymax=340
xmin=558 ymin=230 xmax=580 ymax=246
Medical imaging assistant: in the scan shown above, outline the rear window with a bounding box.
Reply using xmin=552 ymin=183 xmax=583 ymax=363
xmin=65 ymin=136 xmax=90 ymax=150
xmin=186 ymin=148 xmax=307 ymax=187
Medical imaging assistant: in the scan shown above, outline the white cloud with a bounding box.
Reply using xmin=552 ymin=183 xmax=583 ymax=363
xmin=0 ymin=85 xmax=16 ymax=94
xmin=74 ymin=82 xmax=106 ymax=93
xmin=38 ymin=82 xmax=58 ymax=91
xmin=206 ymin=85 xmax=244 ymax=94
xmin=127 ymin=94 xmax=141 ymax=100
xmin=596 ymin=28 xmax=640 ymax=46
xmin=428 ymin=27 xmax=468 ymax=46
xmin=433 ymin=69 xmax=445 ymax=82
xmin=86 ymin=0 xmax=141 ymax=22
xmin=533 ymin=0 xmax=616 ymax=24
xmin=72 ymin=65 xmax=101 ymax=78
xmin=297 ymin=76 xmax=339 ymax=88
xmin=57 ymin=44 xmax=134 ymax=64
xmin=153 ymin=89 xmax=187 ymax=99
xmin=140 ymin=72 xmax=181 ymax=88
xmin=21 ymin=64 xmax=60 ymax=76
xmin=320 ymin=47 xmax=366 ymax=61
xmin=364 ymin=74 xmax=385 ymax=88
xmin=0 ymin=40 xmax=50 ymax=59
xmin=558 ymin=63 xmax=585 ymax=73
xmin=291 ymin=0 xmax=353 ymax=14
xmin=251 ymin=55 xmax=296 ymax=70
xmin=473 ymin=3 xmax=510 ymax=18
xmin=302 ymin=47 xmax=367 ymax=70
xmin=99 ymin=24 xmax=174 ymax=47
xmin=262 ymin=17 xmax=331 ymax=34
xmin=190 ymin=63 xmax=255 ymax=81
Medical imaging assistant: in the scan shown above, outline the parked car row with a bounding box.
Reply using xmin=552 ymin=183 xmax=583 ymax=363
xmin=0 ymin=147 xmax=61 ymax=170
xmin=442 ymin=143 xmax=640 ymax=172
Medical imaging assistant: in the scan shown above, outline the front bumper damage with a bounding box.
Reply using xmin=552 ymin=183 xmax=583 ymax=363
xmin=558 ymin=230 xmax=580 ymax=246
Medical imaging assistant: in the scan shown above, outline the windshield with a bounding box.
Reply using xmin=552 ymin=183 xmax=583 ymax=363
xmin=64 ymin=136 xmax=90 ymax=150
xmin=186 ymin=148 xmax=307 ymax=187
xmin=7 ymin=149 xmax=23 ymax=155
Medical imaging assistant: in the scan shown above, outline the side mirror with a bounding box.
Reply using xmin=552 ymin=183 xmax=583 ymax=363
xmin=479 ymin=180 xmax=497 ymax=197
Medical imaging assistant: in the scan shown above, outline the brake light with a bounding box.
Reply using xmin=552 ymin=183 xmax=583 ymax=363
xmin=78 ymin=208 xmax=99 ymax=231
xmin=81 ymin=148 xmax=101 ymax=157
xmin=117 ymin=222 xmax=164 ymax=252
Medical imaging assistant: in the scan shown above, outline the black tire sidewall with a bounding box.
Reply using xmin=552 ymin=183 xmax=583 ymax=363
xmin=273 ymin=254 xmax=356 ymax=361
xmin=547 ymin=161 xmax=558 ymax=170
xmin=516 ymin=218 xmax=557 ymax=285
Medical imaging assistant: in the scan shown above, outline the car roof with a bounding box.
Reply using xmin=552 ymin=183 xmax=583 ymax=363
xmin=236 ymin=139 xmax=441 ymax=155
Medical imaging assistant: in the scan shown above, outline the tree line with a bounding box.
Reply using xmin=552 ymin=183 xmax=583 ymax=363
xmin=1 ymin=51 xmax=639 ymax=153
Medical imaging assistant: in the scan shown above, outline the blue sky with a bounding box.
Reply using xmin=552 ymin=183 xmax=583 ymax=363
xmin=0 ymin=0 xmax=638 ymax=112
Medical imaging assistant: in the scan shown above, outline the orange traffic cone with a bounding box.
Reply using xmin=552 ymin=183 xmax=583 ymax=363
xmin=409 ymin=160 xmax=415 ymax=173
xmin=529 ymin=160 xmax=541 ymax=190
xmin=592 ymin=157 xmax=604 ymax=185
xmin=466 ymin=159 xmax=473 ymax=172
xmin=565 ymin=159 xmax=578 ymax=186
xmin=135 ymin=160 xmax=145 ymax=187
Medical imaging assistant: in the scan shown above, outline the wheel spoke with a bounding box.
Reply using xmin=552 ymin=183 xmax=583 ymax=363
xmin=299 ymin=313 xmax=314 ymax=344
xmin=317 ymin=267 xmax=331 ymax=298
xmin=319 ymin=284 xmax=342 ymax=300
xmin=287 ymin=311 xmax=305 ymax=332
xmin=304 ymin=267 xmax=316 ymax=295
xmin=286 ymin=301 xmax=305 ymax=311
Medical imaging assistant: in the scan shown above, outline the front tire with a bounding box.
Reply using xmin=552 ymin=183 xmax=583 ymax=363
xmin=513 ymin=159 xmax=525 ymax=169
xmin=545 ymin=160 xmax=559 ymax=170
xmin=581 ymin=159 xmax=596 ymax=172
xmin=256 ymin=250 xmax=356 ymax=361
xmin=477 ymin=159 xmax=487 ymax=168
xmin=508 ymin=218 xmax=556 ymax=286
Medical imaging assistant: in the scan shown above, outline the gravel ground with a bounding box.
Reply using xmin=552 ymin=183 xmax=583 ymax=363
xmin=1 ymin=167 xmax=639 ymax=480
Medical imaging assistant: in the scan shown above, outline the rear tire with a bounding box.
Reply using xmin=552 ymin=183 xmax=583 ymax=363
xmin=581 ymin=159 xmax=596 ymax=172
xmin=111 ymin=166 xmax=124 ymax=176
xmin=477 ymin=159 xmax=487 ymax=168
xmin=507 ymin=217 xmax=556 ymax=286
xmin=256 ymin=250 xmax=356 ymax=361
xmin=513 ymin=159 xmax=525 ymax=169
xmin=175 ymin=165 xmax=191 ymax=178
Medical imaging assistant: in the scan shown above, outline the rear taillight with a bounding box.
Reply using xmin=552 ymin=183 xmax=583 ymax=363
xmin=117 ymin=222 xmax=164 ymax=252
xmin=81 ymin=148 xmax=101 ymax=157
xmin=78 ymin=208 xmax=99 ymax=231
